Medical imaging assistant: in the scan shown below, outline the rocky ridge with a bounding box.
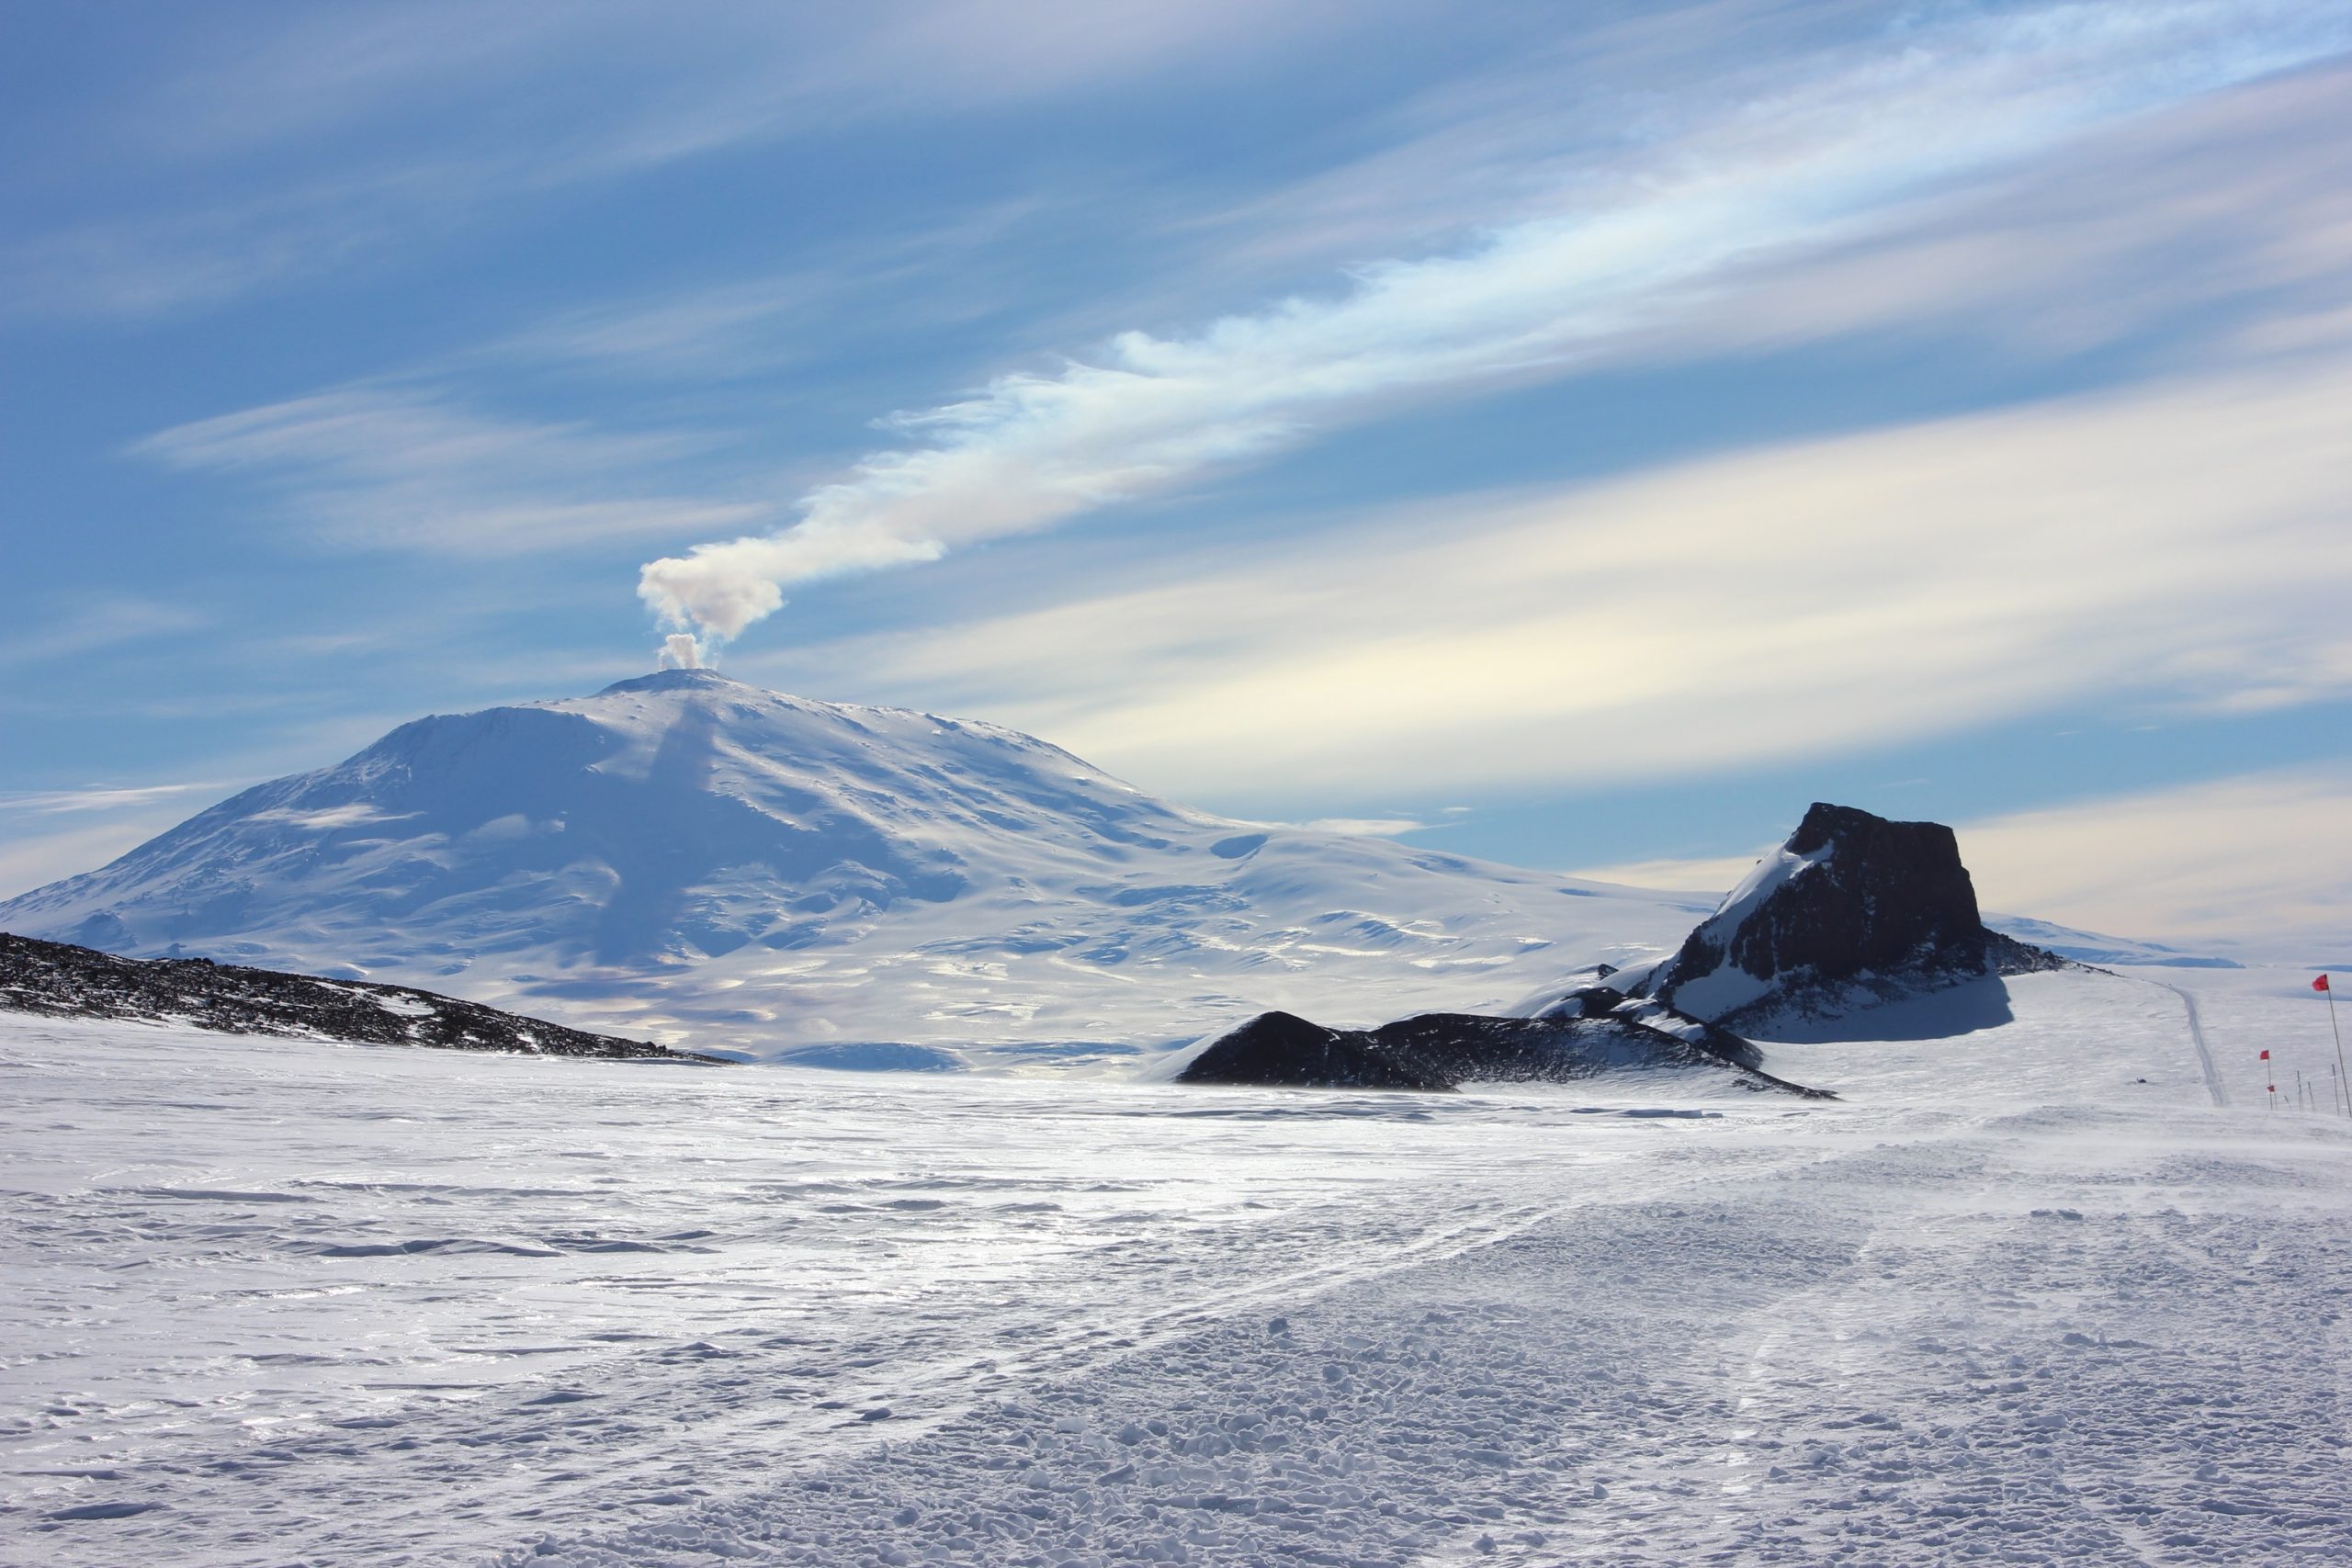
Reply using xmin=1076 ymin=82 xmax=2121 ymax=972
xmin=1173 ymin=994 xmax=1830 ymax=1097
xmin=0 ymin=931 xmax=723 ymax=1063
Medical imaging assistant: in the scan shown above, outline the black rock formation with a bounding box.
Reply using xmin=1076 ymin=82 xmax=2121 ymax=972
xmin=1176 ymin=998 xmax=1828 ymax=1097
xmin=1177 ymin=1010 xmax=1454 ymax=1090
xmin=1634 ymin=802 xmax=2063 ymax=1031
xmin=0 ymin=931 xmax=725 ymax=1063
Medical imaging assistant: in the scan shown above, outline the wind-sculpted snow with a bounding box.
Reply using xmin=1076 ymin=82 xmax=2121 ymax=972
xmin=0 ymin=670 xmax=1708 ymax=1061
xmin=6 ymin=965 xmax=2348 ymax=1566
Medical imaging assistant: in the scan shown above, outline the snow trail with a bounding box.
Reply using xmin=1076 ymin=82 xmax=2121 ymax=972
xmin=492 ymin=1114 xmax=2352 ymax=1568
xmin=2157 ymin=978 xmax=2232 ymax=1108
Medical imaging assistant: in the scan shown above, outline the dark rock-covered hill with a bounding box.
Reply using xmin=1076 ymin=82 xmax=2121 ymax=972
xmin=1613 ymin=802 xmax=2063 ymax=1032
xmin=1173 ymin=994 xmax=1829 ymax=1097
xmin=0 ymin=931 xmax=724 ymax=1063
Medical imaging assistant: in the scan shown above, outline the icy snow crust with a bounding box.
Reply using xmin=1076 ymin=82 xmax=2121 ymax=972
xmin=0 ymin=671 xmax=1708 ymax=1063
xmin=6 ymin=964 xmax=2349 ymax=1566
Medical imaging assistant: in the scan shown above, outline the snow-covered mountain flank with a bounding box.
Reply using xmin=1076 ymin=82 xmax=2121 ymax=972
xmin=0 ymin=670 xmax=1708 ymax=1061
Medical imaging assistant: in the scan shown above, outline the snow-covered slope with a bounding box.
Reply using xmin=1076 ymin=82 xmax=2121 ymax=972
xmin=1982 ymin=914 xmax=2243 ymax=968
xmin=0 ymin=671 xmax=1709 ymax=1060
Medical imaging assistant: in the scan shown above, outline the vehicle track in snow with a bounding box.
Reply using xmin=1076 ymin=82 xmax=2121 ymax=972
xmin=2154 ymin=979 xmax=2230 ymax=1108
xmin=501 ymin=1114 xmax=2352 ymax=1568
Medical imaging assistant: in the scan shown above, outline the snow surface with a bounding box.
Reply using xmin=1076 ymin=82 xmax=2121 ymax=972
xmin=1983 ymin=914 xmax=2244 ymax=969
xmin=6 ymin=962 xmax=2348 ymax=1566
xmin=0 ymin=671 xmax=1709 ymax=1063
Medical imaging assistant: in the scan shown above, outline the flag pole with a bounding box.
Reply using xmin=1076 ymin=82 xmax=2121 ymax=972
xmin=2324 ymin=975 xmax=2349 ymax=1121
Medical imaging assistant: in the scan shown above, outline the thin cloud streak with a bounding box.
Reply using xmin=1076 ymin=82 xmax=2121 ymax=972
xmin=6 ymin=1 xmax=1363 ymax=319
xmin=757 ymin=354 xmax=2352 ymax=802
xmin=0 ymin=595 xmax=210 ymax=671
xmin=0 ymin=782 xmax=229 ymax=817
xmin=639 ymin=1 xmax=2351 ymax=646
xmin=0 ymin=818 xmax=191 ymax=903
xmin=1958 ymin=764 xmax=2352 ymax=959
xmin=136 ymin=387 xmax=770 ymax=555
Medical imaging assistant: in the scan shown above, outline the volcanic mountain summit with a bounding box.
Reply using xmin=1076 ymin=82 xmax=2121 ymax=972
xmin=0 ymin=670 xmax=1705 ymax=1058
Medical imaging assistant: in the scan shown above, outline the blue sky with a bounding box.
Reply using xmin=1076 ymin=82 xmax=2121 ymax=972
xmin=5 ymin=1 xmax=2351 ymax=956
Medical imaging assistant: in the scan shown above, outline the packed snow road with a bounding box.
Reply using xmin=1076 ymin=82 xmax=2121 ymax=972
xmin=3 ymin=967 xmax=2347 ymax=1566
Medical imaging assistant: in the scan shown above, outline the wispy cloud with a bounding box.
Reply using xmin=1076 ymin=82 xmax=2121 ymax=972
xmin=0 ymin=819 xmax=177 ymax=902
xmin=756 ymin=352 xmax=2352 ymax=802
xmin=639 ymin=2 xmax=2351 ymax=645
xmin=1649 ymin=55 xmax=2352 ymax=367
xmin=6 ymin=1 xmax=1363 ymax=320
xmin=488 ymin=277 xmax=844 ymax=380
xmin=0 ymin=782 xmax=234 ymax=899
xmin=479 ymin=194 xmax=1066 ymax=384
xmin=0 ymin=594 xmax=210 ymax=671
xmin=0 ymin=782 xmax=228 ymax=817
xmin=129 ymin=0 xmax=1356 ymax=162
xmin=133 ymin=387 xmax=769 ymax=555
xmin=1957 ymin=763 xmax=2352 ymax=959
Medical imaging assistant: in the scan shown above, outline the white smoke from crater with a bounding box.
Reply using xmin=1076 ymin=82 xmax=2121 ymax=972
xmin=632 ymin=2 xmax=2348 ymax=651
xmin=656 ymin=632 xmax=707 ymax=670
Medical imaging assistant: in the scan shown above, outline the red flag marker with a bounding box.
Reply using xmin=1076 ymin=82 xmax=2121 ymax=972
xmin=2316 ymin=975 xmax=2333 ymax=993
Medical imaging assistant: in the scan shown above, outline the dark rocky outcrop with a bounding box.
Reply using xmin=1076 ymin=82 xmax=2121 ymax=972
xmin=1177 ymin=1010 xmax=1454 ymax=1090
xmin=1177 ymin=1000 xmax=1829 ymax=1097
xmin=1632 ymin=802 xmax=2064 ymax=1032
xmin=0 ymin=931 xmax=725 ymax=1063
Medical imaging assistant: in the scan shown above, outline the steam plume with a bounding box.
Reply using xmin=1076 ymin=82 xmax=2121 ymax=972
xmin=635 ymin=2 xmax=2347 ymax=651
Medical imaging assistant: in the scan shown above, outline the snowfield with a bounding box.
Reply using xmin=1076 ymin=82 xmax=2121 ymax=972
xmin=6 ymin=962 xmax=2347 ymax=1566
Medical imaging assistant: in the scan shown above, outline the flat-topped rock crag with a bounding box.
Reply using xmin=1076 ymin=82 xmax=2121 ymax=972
xmin=1616 ymin=802 xmax=2064 ymax=1032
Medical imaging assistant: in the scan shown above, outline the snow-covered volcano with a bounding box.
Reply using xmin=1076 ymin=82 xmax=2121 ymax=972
xmin=0 ymin=670 xmax=1709 ymax=1060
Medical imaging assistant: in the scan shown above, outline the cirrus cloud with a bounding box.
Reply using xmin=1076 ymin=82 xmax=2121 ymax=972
xmin=639 ymin=1 xmax=2352 ymax=645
